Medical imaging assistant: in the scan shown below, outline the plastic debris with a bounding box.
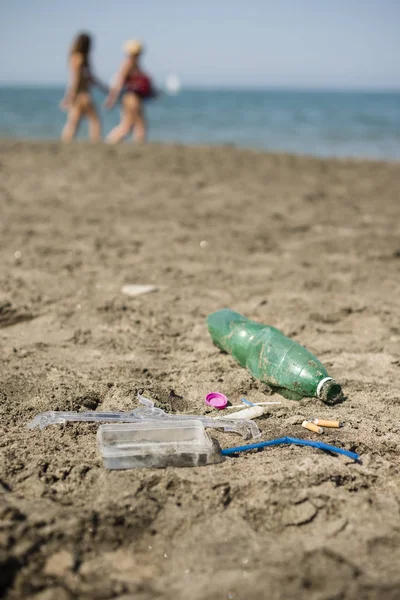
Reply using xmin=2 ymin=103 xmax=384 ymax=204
xmin=205 ymin=392 xmax=228 ymax=410
xmin=220 ymin=436 xmax=360 ymax=462
xmin=221 ymin=405 xmax=272 ymax=421
xmin=135 ymin=394 xmax=260 ymax=439
xmin=121 ymin=284 xmax=158 ymax=297
xmin=241 ymin=398 xmax=255 ymax=407
xmin=207 ymin=309 xmax=343 ymax=403
xmin=28 ymin=409 xmax=141 ymax=430
xmin=28 ymin=394 xmax=261 ymax=440
xmin=98 ymin=420 xmax=222 ymax=469
xmin=225 ymin=402 xmax=282 ymax=409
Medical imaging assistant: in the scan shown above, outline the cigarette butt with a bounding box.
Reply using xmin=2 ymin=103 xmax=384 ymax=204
xmin=312 ymin=419 xmax=341 ymax=428
xmin=302 ymin=420 xmax=323 ymax=435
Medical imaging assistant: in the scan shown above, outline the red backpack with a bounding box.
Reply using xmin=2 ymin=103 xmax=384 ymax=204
xmin=127 ymin=72 xmax=154 ymax=99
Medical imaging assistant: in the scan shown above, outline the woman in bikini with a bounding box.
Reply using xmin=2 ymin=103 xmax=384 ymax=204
xmin=60 ymin=32 xmax=107 ymax=142
xmin=105 ymin=40 xmax=155 ymax=144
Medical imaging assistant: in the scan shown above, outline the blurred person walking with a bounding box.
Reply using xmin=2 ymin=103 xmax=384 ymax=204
xmin=60 ymin=32 xmax=107 ymax=142
xmin=106 ymin=40 xmax=155 ymax=143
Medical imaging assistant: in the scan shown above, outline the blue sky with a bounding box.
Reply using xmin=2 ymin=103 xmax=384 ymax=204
xmin=0 ymin=0 xmax=399 ymax=89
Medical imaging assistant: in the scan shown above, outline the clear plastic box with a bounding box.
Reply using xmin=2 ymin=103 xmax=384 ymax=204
xmin=97 ymin=420 xmax=222 ymax=469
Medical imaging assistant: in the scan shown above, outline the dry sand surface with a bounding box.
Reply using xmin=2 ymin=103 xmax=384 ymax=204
xmin=1 ymin=141 xmax=400 ymax=600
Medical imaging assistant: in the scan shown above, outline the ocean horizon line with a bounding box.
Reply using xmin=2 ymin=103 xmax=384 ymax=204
xmin=1 ymin=82 xmax=400 ymax=95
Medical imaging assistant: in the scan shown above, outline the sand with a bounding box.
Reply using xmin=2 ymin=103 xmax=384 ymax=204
xmin=1 ymin=140 xmax=400 ymax=600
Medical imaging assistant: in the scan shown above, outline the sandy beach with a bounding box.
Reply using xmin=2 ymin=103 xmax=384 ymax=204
xmin=1 ymin=140 xmax=400 ymax=600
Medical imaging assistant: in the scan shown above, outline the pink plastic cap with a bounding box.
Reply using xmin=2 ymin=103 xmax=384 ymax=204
xmin=205 ymin=392 xmax=228 ymax=410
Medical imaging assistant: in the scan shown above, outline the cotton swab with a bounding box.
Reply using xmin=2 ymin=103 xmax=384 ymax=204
xmin=225 ymin=402 xmax=282 ymax=409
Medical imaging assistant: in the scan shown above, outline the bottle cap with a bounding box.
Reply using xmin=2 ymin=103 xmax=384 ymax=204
xmin=205 ymin=392 xmax=228 ymax=410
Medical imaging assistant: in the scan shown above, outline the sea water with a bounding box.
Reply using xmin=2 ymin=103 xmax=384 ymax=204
xmin=0 ymin=86 xmax=399 ymax=159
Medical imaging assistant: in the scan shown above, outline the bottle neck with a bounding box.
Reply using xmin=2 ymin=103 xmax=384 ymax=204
xmin=318 ymin=378 xmax=343 ymax=404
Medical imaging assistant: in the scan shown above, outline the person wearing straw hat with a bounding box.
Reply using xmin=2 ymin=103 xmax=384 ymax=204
xmin=106 ymin=40 xmax=155 ymax=143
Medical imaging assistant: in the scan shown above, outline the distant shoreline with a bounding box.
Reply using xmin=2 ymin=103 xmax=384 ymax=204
xmin=0 ymin=139 xmax=398 ymax=166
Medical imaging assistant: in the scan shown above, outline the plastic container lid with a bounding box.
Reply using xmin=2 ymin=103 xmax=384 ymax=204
xmin=205 ymin=392 xmax=228 ymax=410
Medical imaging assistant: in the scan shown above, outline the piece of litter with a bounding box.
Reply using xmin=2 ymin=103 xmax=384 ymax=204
xmin=207 ymin=309 xmax=343 ymax=403
xmin=121 ymin=284 xmax=158 ymax=297
xmin=302 ymin=420 xmax=323 ymax=435
xmin=312 ymin=418 xmax=341 ymax=428
xmin=205 ymin=392 xmax=228 ymax=410
xmin=241 ymin=398 xmax=255 ymax=407
xmin=97 ymin=420 xmax=222 ymax=469
xmin=221 ymin=405 xmax=272 ymax=421
xmin=200 ymin=240 xmax=208 ymax=248
xmin=28 ymin=393 xmax=261 ymax=439
xmin=225 ymin=402 xmax=282 ymax=409
xmin=221 ymin=436 xmax=360 ymax=462
xmin=135 ymin=394 xmax=261 ymax=439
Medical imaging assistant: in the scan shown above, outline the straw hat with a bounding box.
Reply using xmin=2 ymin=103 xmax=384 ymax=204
xmin=123 ymin=40 xmax=143 ymax=56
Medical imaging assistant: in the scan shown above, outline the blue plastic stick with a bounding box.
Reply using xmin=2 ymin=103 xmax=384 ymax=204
xmin=221 ymin=436 xmax=360 ymax=462
xmin=241 ymin=398 xmax=255 ymax=407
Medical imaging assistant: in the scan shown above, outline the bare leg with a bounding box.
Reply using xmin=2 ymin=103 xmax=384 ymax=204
xmin=106 ymin=118 xmax=132 ymax=144
xmin=87 ymin=104 xmax=102 ymax=142
xmin=133 ymin=103 xmax=146 ymax=143
xmin=106 ymin=103 xmax=133 ymax=144
xmin=107 ymin=94 xmax=145 ymax=144
xmin=61 ymin=106 xmax=81 ymax=142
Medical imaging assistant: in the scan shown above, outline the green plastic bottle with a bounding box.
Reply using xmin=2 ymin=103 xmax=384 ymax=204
xmin=207 ymin=309 xmax=342 ymax=404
